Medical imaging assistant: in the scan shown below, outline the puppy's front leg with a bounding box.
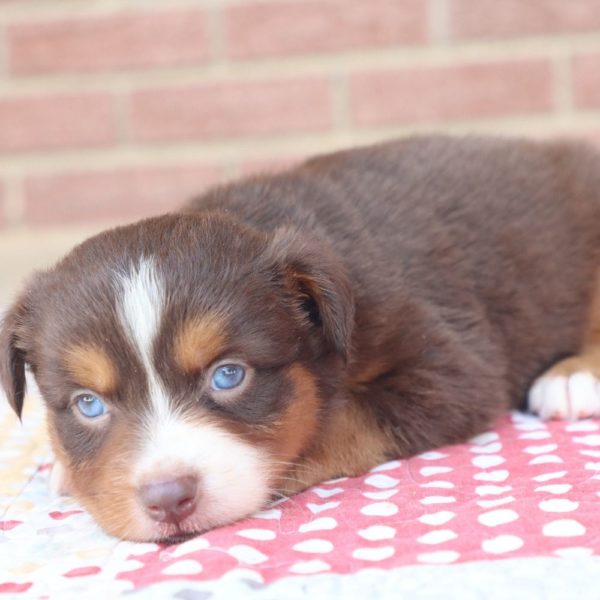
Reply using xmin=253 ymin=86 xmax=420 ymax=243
xmin=529 ymin=274 xmax=600 ymax=421
xmin=528 ymin=350 xmax=600 ymax=420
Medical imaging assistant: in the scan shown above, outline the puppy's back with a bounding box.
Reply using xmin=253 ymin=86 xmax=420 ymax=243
xmin=188 ymin=136 xmax=600 ymax=403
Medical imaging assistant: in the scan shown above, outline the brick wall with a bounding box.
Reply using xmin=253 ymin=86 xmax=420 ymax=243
xmin=1 ymin=0 xmax=600 ymax=231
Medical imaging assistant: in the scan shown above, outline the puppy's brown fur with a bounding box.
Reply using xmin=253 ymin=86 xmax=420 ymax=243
xmin=2 ymin=135 xmax=600 ymax=541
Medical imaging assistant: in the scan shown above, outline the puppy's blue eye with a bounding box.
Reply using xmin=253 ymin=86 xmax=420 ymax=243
xmin=211 ymin=364 xmax=245 ymax=390
xmin=76 ymin=393 xmax=107 ymax=418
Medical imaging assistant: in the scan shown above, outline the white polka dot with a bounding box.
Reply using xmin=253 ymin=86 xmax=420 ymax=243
xmin=417 ymin=529 xmax=458 ymax=545
xmin=474 ymin=470 xmax=509 ymax=482
xmin=478 ymin=509 xmax=519 ymax=527
xmin=292 ymin=539 xmax=334 ymax=554
xmin=161 ymin=559 xmax=203 ymax=575
xmin=528 ymin=455 xmax=563 ymax=465
xmin=580 ymin=449 xmax=600 ymax=458
xmin=169 ymin=537 xmax=210 ymax=557
xmin=417 ymin=551 xmax=460 ymax=564
xmin=535 ymin=484 xmax=573 ymax=494
xmin=363 ymin=490 xmax=399 ymax=500
xmin=365 ymin=474 xmax=400 ymax=488
xmin=307 ymin=501 xmax=340 ymax=514
xmin=418 ymin=451 xmax=449 ymax=460
xmin=358 ymin=525 xmax=396 ymax=541
xmin=418 ymin=511 xmax=456 ymax=526
xmin=289 ymin=560 xmax=331 ymax=574
xmin=511 ymin=411 xmax=540 ymax=423
xmin=419 ymin=496 xmax=456 ymax=505
xmin=543 ymin=519 xmax=586 ymax=537
xmin=533 ymin=470 xmax=567 ymax=482
xmin=515 ymin=422 xmax=547 ymax=431
xmin=469 ymin=442 xmax=503 ymax=454
xmin=313 ymin=487 xmax=344 ymax=498
xmin=476 ymin=485 xmax=512 ymax=496
xmin=554 ymin=547 xmax=594 ymax=558
xmin=371 ymin=460 xmax=402 ymax=471
xmin=236 ymin=529 xmax=277 ymax=541
xmin=361 ymin=502 xmax=399 ymax=517
xmin=585 ymin=461 xmax=600 ymax=471
xmin=523 ymin=443 xmax=558 ymax=455
xmin=573 ymin=434 xmax=600 ymax=446
xmin=228 ymin=545 xmax=269 ymax=564
xmin=470 ymin=431 xmax=500 ymax=446
xmin=518 ymin=430 xmax=551 ymax=440
xmin=539 ymin=498 xmax=579 ymax=513
xmin=420 ymin=466 xmax=453 ymax=477
xmin=298 ymin=517 xmax=338 ymax=533
xmin=420 ymin=481 xmax=455 ymax=489
xmin=512 ymin=414 xmax=546 ymax=430
xmin=482 ymin=535 xmax=524 ymax=554
xmin=566 ymin=421 xmax=599 ymax=432
xmin=472 ymin=455 xmax=505 ymax=468
xmin=477 ymin=496 xmax=516 ymax=508
xmin=352 ymin=546 xmax=395 ymax=561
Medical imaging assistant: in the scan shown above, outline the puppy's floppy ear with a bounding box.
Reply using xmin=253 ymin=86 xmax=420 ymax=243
xmin=265 ymin=226 xmax=355 ymax=361
xmin=0 ymin=289 xmax=35 ymax=420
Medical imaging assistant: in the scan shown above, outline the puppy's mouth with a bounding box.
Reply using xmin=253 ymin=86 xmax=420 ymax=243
xmin=148 ymin=518 xmax=206 ymax=545
xmin=158 ymin=529 xmax=200 ymax=545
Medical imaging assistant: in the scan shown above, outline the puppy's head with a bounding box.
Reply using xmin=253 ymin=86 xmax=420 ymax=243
xmin=0 ymin=212 xmax=353 ymax=541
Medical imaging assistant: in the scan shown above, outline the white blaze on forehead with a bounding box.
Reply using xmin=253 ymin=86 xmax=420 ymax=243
xmin=117 ymin=256 xmax=170 ymax=418
xmin=117 ymin=258 xmax=272 ymax=533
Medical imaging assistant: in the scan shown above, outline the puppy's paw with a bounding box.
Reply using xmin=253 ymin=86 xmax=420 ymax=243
xmin=528 ymin=370 xmax=600 ymax=421
xmin=48 ymin=460 xmax=73 ymax=497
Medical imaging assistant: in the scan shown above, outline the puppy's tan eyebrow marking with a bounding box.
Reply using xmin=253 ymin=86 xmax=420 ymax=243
xmin=63 ymin=345 xmax=118 ymax=395
xmin=174 ymin=314 xmax=227 ymax=374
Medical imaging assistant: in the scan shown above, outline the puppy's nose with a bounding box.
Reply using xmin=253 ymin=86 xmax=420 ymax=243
xmin=139 ymin=475 xmax=198 ymax=524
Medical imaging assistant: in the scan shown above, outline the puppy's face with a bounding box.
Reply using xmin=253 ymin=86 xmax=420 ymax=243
xmin=0 ymin=212 xmax=353 ymax=542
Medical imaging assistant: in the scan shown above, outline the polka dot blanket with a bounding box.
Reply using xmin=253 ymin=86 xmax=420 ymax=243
xmin=1 ymin=395 xmax=599 ymax=599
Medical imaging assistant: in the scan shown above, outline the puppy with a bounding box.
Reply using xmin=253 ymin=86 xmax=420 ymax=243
xmin=2 ymin=135 xmax=600 ymax=543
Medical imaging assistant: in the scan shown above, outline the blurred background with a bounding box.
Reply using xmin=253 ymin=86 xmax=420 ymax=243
xmin=0 ymin=0 xmax=599 ymax=304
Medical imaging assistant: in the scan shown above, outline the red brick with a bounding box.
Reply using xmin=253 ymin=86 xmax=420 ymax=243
xmin=0 ymin=94 xmax=115 ymax=152
xmin=451 ymin=0 xmax=600 ymax=38
xmin=226 ymin=0 xmax=426 ymax=59
xmin=9 ymin=10 xmax=208 ymax=75
xmin=573 ymin=53 xmax=600 ymax=109
xmin=131 ymin=79 xmax=332 ymax=142
xmin=350 ymin=60 xmax=553 ymax=127
xmin=24 ymin=165 xmax=220 ymax=226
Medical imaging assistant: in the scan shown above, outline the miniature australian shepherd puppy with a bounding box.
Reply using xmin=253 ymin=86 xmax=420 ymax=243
xmin=2 ymin=135 xmax=600 ymax=543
